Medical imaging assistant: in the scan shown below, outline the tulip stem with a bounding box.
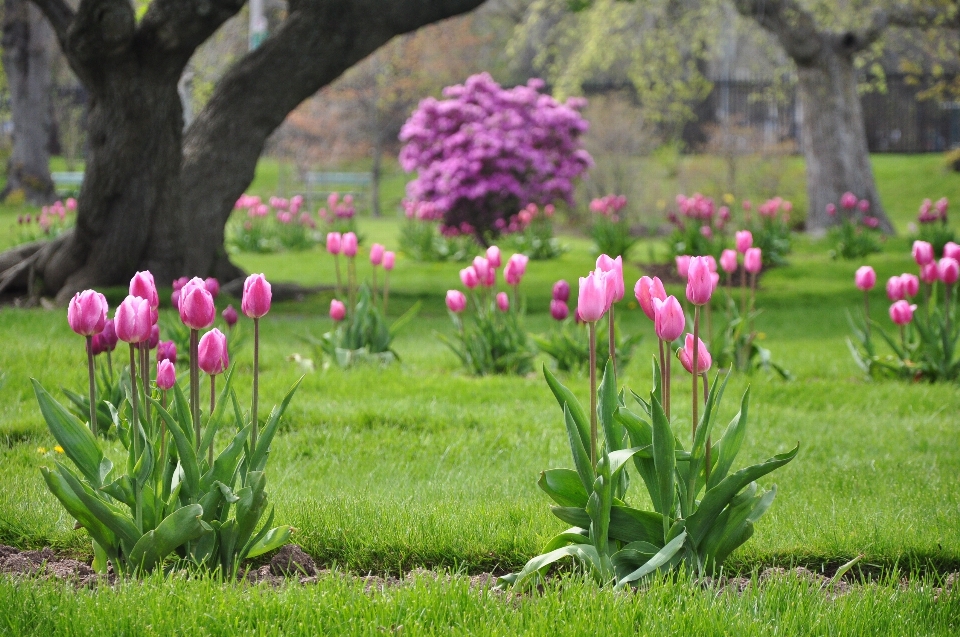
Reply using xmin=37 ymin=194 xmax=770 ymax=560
xmin=160 ymin=391 xmax=167 ymax=464
xmin=372 ymin=266 xmax=378 ymax=308
xmin=383 ymin=272 xmax=390 ymax=317
xmin=106 ymin=350 xmax=113 ymax=380
xmin=190 ymin=329 xmax=200 ymax=449
xmin=702 ymin=372 xmax=711 ymax=485
xmin=589 ymin=321 xmax=598 ymax=468
xmin=86 ymin=337 xmax=97 ymax=437
xmin=348 ymin=257 xmax=356 ymax=313
xmin=692 ymin=306 xmax=700 ymax=441
xmin=899 ymin=324 xmax=906 ymax=352
xmin=139 ymin=344 xmax=151 ymax=435
xmin=749 ymin=272 xmax=757 ymax=335
xmin=740 ymin=265 xmax=746 ymax=319
xmin=252 ymin=317 xmax=260 ymax=451
xmin=863 ymin=289 xmax=871 ymax=341
xmin=334 ymin=254 xmax=343 ymax=298
xmin=665 ymin=350 xmax=672 ymax=421
xmin=209 ymin=375 xmax=216 ymax=466
xmin=608 ymin=305 xmax=617 ymax=377
xmin=513 ymin=284 xmax=520 ymax=315
xmin=658 ymin=338 xmax=666 ymax=414
xmin=128 ymin=344 xmax=140 ymax=459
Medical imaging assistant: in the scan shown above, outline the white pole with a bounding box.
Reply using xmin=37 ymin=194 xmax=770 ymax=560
xmin=249 ymin=0 xmax=267 ymax=50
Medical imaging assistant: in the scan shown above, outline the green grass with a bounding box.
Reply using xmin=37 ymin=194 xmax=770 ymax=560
xmin=0 ymin=154 xmax=958 ymax=630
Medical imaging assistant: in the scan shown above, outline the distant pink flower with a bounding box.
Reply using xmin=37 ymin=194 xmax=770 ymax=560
xmin=854 ymin=266 xmax=876 ymax=291
xmin=445 ymin=290 xmax=467 ymax=313
xmin=550 ymin=299 xmax=568 ymax=321
xmin=675 ymin=255 xmax=691 ymax=279
xmin=634 ymin=276 xmax=666 ymax=321
xmin=720 ymin=249 xmax=738 ymax=274
xmin=330 ymin=299 xmax=346 ymax=321
xmin=939 ymin=257 xmax=960 ymax=285
xmin=496 ymin=292 xmax=509 ymax=312
xmin=886 ymin=276 xmax=904 ymax=301
xmin=889 ymin=300 xmax=916 ymax=326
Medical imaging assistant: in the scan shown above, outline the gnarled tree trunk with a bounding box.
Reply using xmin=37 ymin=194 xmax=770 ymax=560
xmin=2 ymin=0 xmax=56 ymax=204
xmin=1 ymin=0 xmax=484 ymax=302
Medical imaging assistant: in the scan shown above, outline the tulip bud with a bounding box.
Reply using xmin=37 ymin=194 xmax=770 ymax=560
xmin=504 ymin=254 xmax=528 ymax=286
xmin=943 ymin=242 xmax=960 ymax=262
xmin=921 ymin=262 xmax=939 ymax=284
xmin=486 ymin=246 xmax=502 ymax=268
xmin=197 ymin=328 xmax=229 ymax=375
xmin=675 ymin=255 xmax=691 ymax=279
xmin=157 ymin=340 xmax=177 ymax=364
xmin=578 ymin=271 xmax=607 ymax=323
xmin=222 ymin=305 xmax=238 ymax=328
xmin=370 ymin=243 xmax=385 ymax=266
xmin=735 ymin=230 xmax=753 ymax=253
xmin=148 ymin=324 xmax=160 ymax=350
xmin=241 ymin=273 xmax=272 ymax=319
xmin=342 ymin=232 xmax=358 ymax=257
xmin=115 ymin=295 xmax=153 ymax=343
xmin=888 ymin=275 xmax=904 ymax=301
xmin=326 ymin=232 xmax=342 ymax=254
xmin=129 ymin=271 xmax=159 ymax=310
xmin=445 ymin=290 xmax=467 ymax=313
xmin=889 ymin=300 xmax=916 ymax=325
xmin=204 ymin=277 xmax=220 ymax=299
xmin=179 ymin=278 xmax=216 ymax=329
xmin=744 ymin=248 xmax=763 ymax=274
xmin=88 ymin=334 xmax=105 ymax=356
xmin=900 ymin=274 xmax=919 ymax=298
xmin=171 ymin=289 xmax=181 ymax=309
xmin=172 ymin=277 xmax=189 ymax=291
xmin=912 ymin=240 xmax=934 ymax=266
xmin=854 ymin=266 xmax=876 ymax=291
xmin=496 ymin=292 xmax=509 ymax=312
xmin=704 ymin=255 xmax=717 ymax=273
xmin=101 ymin=319 xmax=118 ymax=352
xmin=552 ymin=279 xmax=570 ymax=303
xmin=383 ymin=251 xmax=395 ymax=271
xmin=634 ymin=276 xmax=666 ymax=321
xmin=939 ymin=257 xmax=960 ymax=285
xmin=67 ymin=290 xmax=108 ymax=337
xmin=678 ymin=333 xmax=712 ymax=374
xmin=330 ymin=299 xmax=346 ymax=321
xmin=459 ymin=266 xmax=479 ymax=289
xmin=550 ymin=299 xmax=568 ymax=321
xmin=596 ymin=254 xmax=624 ymax=303
xmin=472 ymin=257 xmax=491 ymax=285
xmin=156 ymin=359 xmax=176 ymax=390
xmin=720 ymin=249 xmax=738 ymax=274
xmin=653 ymin=295 xmax=685 ymax=342
xmin=685 ymin=256 xmax=713 ymax=305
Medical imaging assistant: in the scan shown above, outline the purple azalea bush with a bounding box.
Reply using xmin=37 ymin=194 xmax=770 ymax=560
xmin=399 ymin=73 xmax=592 ymax=242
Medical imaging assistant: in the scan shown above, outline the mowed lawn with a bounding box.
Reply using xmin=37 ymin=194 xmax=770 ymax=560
xmin=0 ymin=155 xmax=957 ymax=634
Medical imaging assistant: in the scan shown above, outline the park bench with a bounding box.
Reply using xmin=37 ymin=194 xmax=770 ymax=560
xmin=52 ymin=171 xmax=84 ymax=196
xmin=303 ymin=171 xmax=371 ymax=211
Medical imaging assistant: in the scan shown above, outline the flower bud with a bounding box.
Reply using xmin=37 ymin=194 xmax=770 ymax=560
xmin=900 ymin=274 xmax=919 ymax=298
xmin=156 ymin=359 xmax=176 ymax=391
xmin=550 ymin=299 xmax=568 ymax=321
xmin=634 ymin=276 xmax=666 ymax=321
xmin=326 ymin=232 xmax=342 ymax=254
xmin=446 ymin=290 xmax=467 ymax=313
xmin=496 ymin=292 xmax=509 ymax=312
xmin=735 ymin=230 xmax=753 ymax=253
xmin=744 ymin=248 xmax=763 ymax=274
xmin=912 ymin=240 xmax=934 ymax=266
xmin=720 ymin=249 xmax=738 ymax=274
xmin=179 ymin=278 xmax=216 ymax=329
xmin=204 ymin=277 xmax=220 ymax=299
xmin=921 ymin=262 xmax=939 ymax=284
xmin=157 ymin=340 xmax=177 ymax=364
xmin=854 ymin=266 xmax=876 ymax=291
xmin=678 ymin=333 xmax=712 ymax=374
xmin=68 ymin=290 xmax=108 ymax=337
xmin=370 ymin=243 xmax=384 ymax=266
xmin=115 ymin=295 xmax=153 ymax=343
xmin=504 ymin=254 xmax=528 ymax=286
xmin=675 ymin=255 xmax=691 ymax=279
xmin=459 ymin=266 xmax=479 ymax=289
xmin=383 ymin=251 xmax=395 ymax=271
xmin=939 ymin=257 xmax=960 ymax=285
xmin=342 ymin=232 xmax=358 ymax=257
xmin=578 ymin=272 xmax=607 ymax=323
xmin=129 ymin=271 xmax=159 ymax=310
xmin=552 ymin=279 xmax=570 ymax=303
xmin=653 ymin=296 xmax=685 ymax=342
xmin=486 ymin=246 xmax=501 ymax=268
xmin=889 ymin=300 xmax=916 ymax=325
xmin=685 ymin=256 xmax=713 ymax=305
xmin=222 ymin=305 xmax=238 ymax=328
xmin=241 ymin=273 xmax=272 ymax=319
xmin=197 ymin=328 xmax=229 ymax=375
xmin=330 ymin=299 xmax=346 ymax=321
xmin=596 ymin=254 xmax=624 ymax=304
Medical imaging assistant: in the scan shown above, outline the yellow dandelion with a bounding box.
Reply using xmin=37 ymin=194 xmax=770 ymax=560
xmin=54 ymin=445 xmax=65 ymax=454
xmin=37 ymin=446 xmax=47 ymax=454
xmin=723 ymin=193 xmax=735 ymax=205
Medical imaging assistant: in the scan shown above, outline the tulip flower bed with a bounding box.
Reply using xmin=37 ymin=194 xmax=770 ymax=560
xmin=0 ymin=221 xmax=959 ymax=631
xmin=227 ymin=194 xmax=324 ymax=253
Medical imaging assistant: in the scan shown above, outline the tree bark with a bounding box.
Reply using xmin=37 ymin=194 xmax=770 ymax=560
xmin=3 ymin=0 xmax=484 ymax=301
xmin=2 ymin=0 xmax=56 ymax=204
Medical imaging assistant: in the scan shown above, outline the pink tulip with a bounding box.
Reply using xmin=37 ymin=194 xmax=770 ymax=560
xmin=172 ymin=277 xmax=189 ymax=291
xmin=496 ymin=292 xmax=509 ymax=312
xmin=921 ymin=262 xmax=939 ymax=284
xmin=101 ymin=320 xmax=118 ymax=351
xmin=129 ymin=271 xmax=159 ymax=310
xmin=840 ymin=192 xmax=858 ymax=210
xmin=180 ymin=278 xmax=216 ymax=329
xmin=330 ymin=299 xmax=346 ymax=321
xmin=171 ymin=289 xmax=181 ymax=309
xmin=197 ymin=328 xmax=229 ymax=376
xmin=912 ymin=241 xmax=934 ymax=266
xmin=326 ymin=232 xmax=342 ymax=254
xmin=156 ymin=359 xmax=176 ymax=391
xmin=115 ymin=295 xmax=153 ymax=343
xmin=504 ymin=253 xmax=529 ymax=286
xmin=472 ymin=257 xmax=491 ymax=285
xmin=459 ymin=266 xmax=480 ymax=289
xmin=157 ymin=340 xmax=177 ymax=364
xmin=222 ymin=305 xmax=238 ymax=328
xmin=596 ymin=254 xmax=624 ymax=303
xmin=900 ymin=274 xmax=919 ymax=298
xmin=854 ymin=266 xmax=876 ymax=291
xmin=826 ymin=203 xmax=837 ymax=216
xmin=383 ymin=251 xmax=396 ymax=271
xmin=342 ymin=232 xmax=358 ymax=257
xmin=675 ymin=255 xmax=691 ymax=279
xmin=685 ymin=256 xmax=713 ymax=306
xmin=370 ymin=243 xmax=385 ymax=266
xmin=704 ymin=256 xmax=717 ymax=273
xmin=634 ymin=276 xmax=666 ymax=321
xmin=889 ymin=300 xmax=916 ymax=325
xmin=678 ymin=333 xmax=712 ymax=374
xmin=550 ymin=299 xmax=568 ymax=321
xmin=653 ymin=296 xmax=685 ymax=341
xmin=552 ymin=280 xmax=570 ymax=303
xmin=148 ymin=324 xmax=160 ymax=350
xmin=88 ymin=334 xmax=105 ymax=356
xmin=939 ymin=257 xmax=960 ymax=285
xmin=710 ymin=272 xmax=721 ymax=292
xmin=204 ymin=277 xmax=220 ymax=299
xmin=67 ymin=290 xmax=108 ymax=336
xmin=744 ymin=248 xmax=763 ymax=274
xmin=720 ymin=249 xmax=738 ymax=274
xmin=941 ymin=242 xmax=960 ymax=262
xmin=578 ymin=271 xmax=608 ymax=322
xmin=888 ymin=276 xmax=905 ymax=302
xmin=486 ymin=246 xmax=502 ymax=268
xmin=446 ymin=290 xmax=467 ymax=313
xmin=735 ymin=230 xmax=753 ymax=254
xmin=241 ymin=273 xmax=272 ymax=319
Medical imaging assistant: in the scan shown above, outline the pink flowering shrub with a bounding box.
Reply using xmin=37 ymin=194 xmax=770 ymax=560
xmin=399 ymin=73 xmax=592 ymax=242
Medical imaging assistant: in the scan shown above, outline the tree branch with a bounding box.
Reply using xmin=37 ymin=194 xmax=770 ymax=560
xmin=847 ymin=3 xmax=960 ymax=53
xmin=65 ymin=0 xmax=135 ymax=63
xmin=137 ymin=0 xmax=246 ymax=61
xmin=26 ymin=0 xmax=73 ymax=46
xmin=731 ymin=0 xmax=823 ymax=65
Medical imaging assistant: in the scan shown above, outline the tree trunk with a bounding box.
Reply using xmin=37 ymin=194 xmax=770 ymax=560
xmin=1 ymin=0 xmax=55 ymax=204
xmin=798 ymin=50 xmax=890 ymax=234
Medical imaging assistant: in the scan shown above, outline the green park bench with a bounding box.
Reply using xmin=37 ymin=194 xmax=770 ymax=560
xmin=303 ymin=171 xmax=371 ymax=212
xmin=52 ymin=171 xmax=84 ymax=197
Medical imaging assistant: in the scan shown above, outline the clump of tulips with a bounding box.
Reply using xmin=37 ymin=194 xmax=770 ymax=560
xmin=228 ymin=193 xmax=320 ymax=253
xmin=590 ymin=194 xmax=637 ymax=259
xmin=441 ymin=247 xmax=536 ymax=375
xmin=502 ymin=254 xmax=797 ymax=589
xmin=38 ymin=271 xmax=299 ymax=576
xmin=911 ymin=196 xmax=953 ymax=256
xmin=828 ymin=192 xmax=883 ymax=260
xmin=849 ymin=240 xmax=960 ymax=381
xmin=313 ymin=238 xmax=419 ymax=367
